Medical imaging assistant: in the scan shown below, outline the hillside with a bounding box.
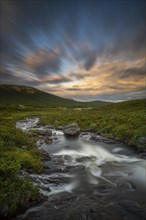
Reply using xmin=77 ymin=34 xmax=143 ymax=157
xmin=0 ymin=84 xmax=110 ymax=107
xmin=0 ymin=94 xmax=145 ymax=218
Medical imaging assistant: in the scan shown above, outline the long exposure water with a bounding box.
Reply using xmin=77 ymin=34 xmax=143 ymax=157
xmin=16 ymin=118 xmax=146 ymax=220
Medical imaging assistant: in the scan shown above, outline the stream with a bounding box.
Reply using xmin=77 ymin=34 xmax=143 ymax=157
xmin=16 ymin=117 xmax=146 ymax=220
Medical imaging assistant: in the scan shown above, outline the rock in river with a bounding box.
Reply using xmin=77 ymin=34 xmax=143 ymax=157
xmin=63 ymin=123 xmax=80 ymax=136
xmin=41 ymin=130 xmax=52 ymax=136
xmin=137 ymin=136 xmax=146 ymax=152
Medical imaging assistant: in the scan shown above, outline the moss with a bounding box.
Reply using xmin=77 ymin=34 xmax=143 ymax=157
xmin=0 ymin=113 xmax=43 ymax=217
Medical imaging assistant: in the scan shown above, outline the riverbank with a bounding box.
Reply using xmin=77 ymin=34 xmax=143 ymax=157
xmin=16 ymin=117 xmax=146 ymax=220
xmin=1 ymin=99 xmax=146 ymax=151
xmin=0 ymin=100 xmax=146 ymax=219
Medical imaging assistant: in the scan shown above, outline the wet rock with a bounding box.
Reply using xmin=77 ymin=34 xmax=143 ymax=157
xmin=40 ymin=186 xmax=51 ymax=192
xmin=90 ymin=133 xmax=97 ymax=140
xmin=32 ymin=126 xmax=37 ymax=129
xmin=119 ymin=200 xmax=146 ymax=219
xmin=27 ymin=169 xmax=40 ymax=174
xmin=76 ymin=156 xmax=96 ymax=163
xmin=139 ymin=152 xmax=146 ymax=159
xmin=44 ymin=168 xmax=65 ymax=174
xmin=63 ymin=123 xmax=80 ymax=136
xmin=47 ymin=178 xmax=63 ymax=184
xmin=138 ymin=136 xmax=146 ymax=144
xmin=94 ymin=136 xmax=115 ymax=143
xmin=38 ymin=140 xmax=44 ymax=145
xmin=43 ymin=155 xmax=51 ymax=161
xmin=117 ymin=181 xmax=135 ymax=191
xmin=40 ymin=150 xmax=51 ymax=161
xmin=65 ymin=145 xmax=70 ymax=148
xmin=82 ymin=132 xmax=89 ymax=135
xmin=41 ymin=130 xmax=52 ymax=136
xmin=44 ymin=137 xmax=52 ymax=144
xmin=64 ymin=166 xmax=77 ymax=171
xmin=103 ymin=139 xmax=116 ymax=144
xmin=57 ymin=158 xmax=64 ymax=164
xmin=137 ymin=136 xmax=146 ymax=152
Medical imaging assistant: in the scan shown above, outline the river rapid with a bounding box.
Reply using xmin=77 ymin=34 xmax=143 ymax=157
xmin=16 ymin=117 xmax=146 ymax=220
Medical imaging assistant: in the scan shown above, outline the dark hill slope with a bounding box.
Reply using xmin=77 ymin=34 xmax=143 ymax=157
xmin=0 ymin=85 xmax=110 ymax=107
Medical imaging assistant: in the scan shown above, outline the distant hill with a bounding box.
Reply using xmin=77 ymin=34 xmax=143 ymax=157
xmin=0 ymin=85 xmax=111 ymax=107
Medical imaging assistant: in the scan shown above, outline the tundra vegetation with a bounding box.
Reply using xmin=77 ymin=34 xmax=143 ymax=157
xmin=0 ymin=98 xmax=145 ymax=217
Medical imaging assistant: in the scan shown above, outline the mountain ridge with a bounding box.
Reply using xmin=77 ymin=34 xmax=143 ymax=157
xmin=0 ymin=84 xmax=111 ymax=107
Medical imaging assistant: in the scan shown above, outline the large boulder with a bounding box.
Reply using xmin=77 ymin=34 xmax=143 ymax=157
xmin=63 ymin=123 xmax=80 ymax=136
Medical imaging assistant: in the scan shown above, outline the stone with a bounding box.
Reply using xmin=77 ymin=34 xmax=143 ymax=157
xmin=90 ymin=133 xmax=97 ymax=140
xmin=63 ymin=123 xmax=80 ymax=136
xmin=137 ymin=136 xmax=146 ymax=152
xmin=137 ymin=136 xmax=146 ymax=144
xmin=82 ymin=132 xmax=88 ymax=135
xmin=44 ymin=137 xmax=52 ymax=144
xmin=45 ymin=130 xmax=52 ymax=136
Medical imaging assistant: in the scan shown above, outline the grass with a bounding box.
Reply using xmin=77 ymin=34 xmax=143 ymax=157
xmin=0 ymin=177 xmax=39 ymax=217
xmin=0 ymin=98 xmax=145 ymax=217
xmin=0 ymin=112 xmax=43 ymax=217
xmin=37 ymin=99 xmax=146 ymax=147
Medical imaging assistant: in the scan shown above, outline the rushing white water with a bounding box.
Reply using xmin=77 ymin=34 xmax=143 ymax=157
xmin=16 ymin=117 xmax=146 ymax=200
xmin=54 ymin=143 xmax=141 ymax=165
xmin=53 ymin=142 xmax=144 ymax=189
xmin=16 ymin=117 xmax=40 ymax=131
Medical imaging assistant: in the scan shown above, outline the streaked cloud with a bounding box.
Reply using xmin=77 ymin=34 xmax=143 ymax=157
xmin=0 ymin=0 xmax=145 ymax=101
xmin=24 ymin=48 xmax=62 ymax=76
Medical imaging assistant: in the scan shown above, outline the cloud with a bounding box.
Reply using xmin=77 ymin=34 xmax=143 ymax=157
xmin=25 ymin=48 xmax=62 ymax=76
xmin=69 ymin=71 xmax=92 ymax=80
xmin=51 ymin=57 xmax=145 ymax=99
xmin=75 ymin=43 xmax=97 ymax=70
xmin=0 ymin=70 xmax=14 ymax=83
xmin=0 ymin=0 xmax=145 ymax=101
xmin=117 ymin=65 xmax=145 ymax=80
xmin=107 ymin=57 xmax=146 ymax=81
xmin=66 ymin=88 xmax=82 ymax=91
xmin=84 ymin=50 xmax=97 ymax=70
xmin=44 ymin=75 xmax=72 ymax=84
xmin=0 ymin=66 xmax=42 ymax=87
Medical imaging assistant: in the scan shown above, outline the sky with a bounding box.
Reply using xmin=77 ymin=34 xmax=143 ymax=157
xmin=0 ymin=0 xmax=145 ymax=102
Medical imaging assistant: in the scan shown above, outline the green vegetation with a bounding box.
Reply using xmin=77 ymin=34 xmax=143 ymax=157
xmin=0 ymin=113 xmax=43 ymax=217
xmin=0 ymin=97 xmax=145 ymax=217
xmin=0 ymin=84 xmax=110 ymax=107
xmin=37 ymin=99 xmax=146 ymax=147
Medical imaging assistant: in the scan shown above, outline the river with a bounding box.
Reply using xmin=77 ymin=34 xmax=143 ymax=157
xmin=16 ymin=117 xmax=146 ymax=220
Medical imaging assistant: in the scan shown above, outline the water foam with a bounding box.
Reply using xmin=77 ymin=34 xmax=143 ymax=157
xmin=53 ymin=143 xmax=142 ymax=187
xmin=54 ymin=143 xmax=141 ymax=166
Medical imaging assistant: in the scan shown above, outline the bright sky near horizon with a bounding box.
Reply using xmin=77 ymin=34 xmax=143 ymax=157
xmin=0 ymin=0 xmax=145 ymax=102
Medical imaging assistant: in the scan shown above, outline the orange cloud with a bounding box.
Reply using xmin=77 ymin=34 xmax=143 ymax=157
xmin=42 ymin=57 xmax=145 ymax=99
